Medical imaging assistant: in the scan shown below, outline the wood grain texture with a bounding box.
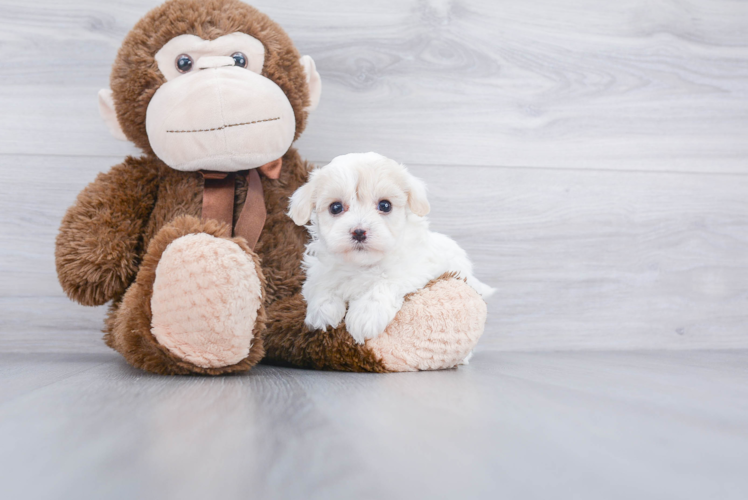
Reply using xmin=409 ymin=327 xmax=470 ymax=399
xmin=2 ymin=154 xmax=747 ymax=352
xmin=1 ymin=0 xmax=747 ymax=351
xmin=2 ymin=4 xmax=747 ymax=498
xmin=1 ymin=350 xmax=746 ymax=500
xmin=0 ymin=0 xmax=746 ymax=171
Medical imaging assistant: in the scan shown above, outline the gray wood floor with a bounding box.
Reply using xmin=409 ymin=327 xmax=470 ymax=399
xmin=1 ymin=350 xmax=747 ymax=500
xmin=1 ymin=1 xmax=747 ymax=499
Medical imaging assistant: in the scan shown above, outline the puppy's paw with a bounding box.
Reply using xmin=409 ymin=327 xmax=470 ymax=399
xmin=345 ymin=298 xmax=401 ymax=344
xmin=460 ymin=350 xmax=474 ymax=365
xmin=304 ymin=296 xmax=347 ymax=331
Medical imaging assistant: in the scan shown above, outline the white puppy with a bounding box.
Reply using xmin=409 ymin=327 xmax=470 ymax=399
xmin=288 ymin=152 xmax=495 ymax=344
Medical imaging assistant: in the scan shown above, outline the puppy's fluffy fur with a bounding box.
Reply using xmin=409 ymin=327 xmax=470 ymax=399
xmin=289 ymin=152 xmax=495 ymax=344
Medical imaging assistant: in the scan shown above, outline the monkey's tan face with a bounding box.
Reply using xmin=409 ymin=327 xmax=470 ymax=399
xmin=143 ymin=33 xmax=309 ymax=172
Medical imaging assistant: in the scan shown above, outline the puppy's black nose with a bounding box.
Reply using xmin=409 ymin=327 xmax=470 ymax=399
xmin=352 ymin=229 xmax=367 ymax=242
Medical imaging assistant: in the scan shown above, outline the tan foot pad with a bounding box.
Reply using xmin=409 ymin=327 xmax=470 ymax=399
xmin=366 ymin=278 xmax=487 ymax=372
xmin=151 ymin=233 xmax=262 ymax=368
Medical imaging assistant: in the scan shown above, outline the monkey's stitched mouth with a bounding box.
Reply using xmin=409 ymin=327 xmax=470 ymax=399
xmin=166 ymin=117 xmax=281 ymax=134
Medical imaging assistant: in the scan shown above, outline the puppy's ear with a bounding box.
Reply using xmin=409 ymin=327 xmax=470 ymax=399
xmin=288 ymin=180 xmax=316 ymax=225
xmin=405 ymin=172 xmax=430 ymax=216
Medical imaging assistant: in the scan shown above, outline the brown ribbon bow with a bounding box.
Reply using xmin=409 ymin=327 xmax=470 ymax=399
xmin=200 ymin=159 xmax=281 ymax=249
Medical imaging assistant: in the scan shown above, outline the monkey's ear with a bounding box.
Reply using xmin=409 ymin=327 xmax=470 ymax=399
xmin=405 ymin=172 xmax=431 ymax=217
xmin=299 ymin=56 xmax=322 ymax=112
xmin=288 ymin=180 xmax=316 ymax=225
xmin=97 ymin=89 xmax=128 ymax=141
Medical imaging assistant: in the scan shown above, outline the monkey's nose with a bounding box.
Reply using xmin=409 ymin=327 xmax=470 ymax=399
xmin=196 ymin=56 xmax=235 ymax=70
xmin=351 ymin=229 xmax=367 ymax=242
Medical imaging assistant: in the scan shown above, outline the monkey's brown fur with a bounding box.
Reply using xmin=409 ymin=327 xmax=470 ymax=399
xmin=105 ymin=215 xmax=268 ymax=376
xmin=56 ymin=0 xmax=481 ymax=375
xmin=110 ymin=0 xmax=310 ymax=155
xmin=56 ymin=0 xmax=393 ymax=375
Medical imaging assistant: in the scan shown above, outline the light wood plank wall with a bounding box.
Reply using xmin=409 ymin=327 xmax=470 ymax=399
xmin=1 ymin=0 xmax=747 ymax=352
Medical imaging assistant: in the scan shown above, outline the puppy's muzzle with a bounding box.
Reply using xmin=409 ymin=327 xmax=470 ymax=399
xmin=351 ymin=229 xmax=367 ymax=242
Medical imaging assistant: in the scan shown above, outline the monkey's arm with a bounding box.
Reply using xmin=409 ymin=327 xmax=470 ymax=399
xmin=55 ymin=156 xmax=159 ymax=306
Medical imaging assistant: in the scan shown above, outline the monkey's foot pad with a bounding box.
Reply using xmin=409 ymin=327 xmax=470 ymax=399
xmin=150 ymin=233 xmax=262 ymax=368
xmin=366 ymin=277 xmax=487 ymax=372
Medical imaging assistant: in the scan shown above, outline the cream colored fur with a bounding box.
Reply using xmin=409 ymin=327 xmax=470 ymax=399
xmin=155 ymin=34 xmax=266 ymax=81
xmin=98 ymin=33 xmax=322 ymax=172
xmin=289 ymin=152 xmax=495 ymax=344
xmin=367 ymin=278 xmax=487 ymax=371
xmin=150 ymin=233 xmax=263 ymax=368
xmin=145 ymin=62 xmax=296 ymax=172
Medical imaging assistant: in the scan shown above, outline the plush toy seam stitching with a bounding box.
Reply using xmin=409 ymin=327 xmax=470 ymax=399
xmin=166 ymin=117 xmax=281 ymax=134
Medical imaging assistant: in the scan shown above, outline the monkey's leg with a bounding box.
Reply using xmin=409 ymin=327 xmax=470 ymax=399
xmin=262 ymin=294 xmax=389 ymax=372
xmin=262 ymin=274 xmax=485 ymax=373
xmin=105 ymin=216 xmax=266 ymax=375
xmin=365 ymin=274 xmax=486 ymax=371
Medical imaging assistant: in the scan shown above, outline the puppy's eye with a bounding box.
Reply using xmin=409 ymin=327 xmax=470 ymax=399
xmin=378 ymin=200 xmax=392 ymax=213
xmin=329 ymin=202 xmax=344 ymax=215
xmin=232 ymin=52 xmax=248 ymax=68
xmin=175 ymin=54 xmax=194 ymax=73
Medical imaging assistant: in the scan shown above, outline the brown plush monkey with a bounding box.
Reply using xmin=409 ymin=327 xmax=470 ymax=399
xmin=55 ymin=0 xmax=487 ymax=375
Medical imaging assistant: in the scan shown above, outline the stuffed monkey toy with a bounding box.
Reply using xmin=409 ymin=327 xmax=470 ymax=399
xmin=55 ymin=0 xmax=487 ymax=375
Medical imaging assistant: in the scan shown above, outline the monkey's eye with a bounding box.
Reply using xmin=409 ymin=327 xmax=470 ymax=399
xmin=231 ymin=52 xmax=248 ymax=68
xmin=175 ymin=54 xmax=194 ymax=73
xmin=329 ymin=202 xmax=344 ymax=215
xmin=378 ymin=200 xmax=392 ymax=213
